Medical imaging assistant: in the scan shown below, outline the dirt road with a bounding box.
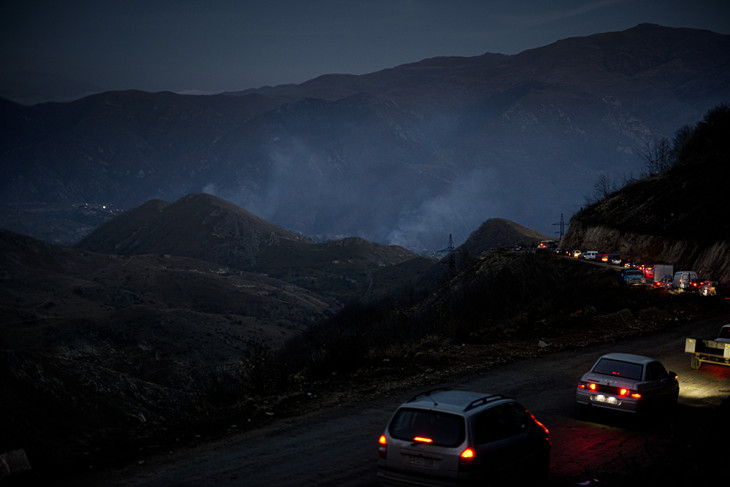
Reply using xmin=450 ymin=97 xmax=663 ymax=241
xmin=60 ymin=315 xmax=730 ymax=486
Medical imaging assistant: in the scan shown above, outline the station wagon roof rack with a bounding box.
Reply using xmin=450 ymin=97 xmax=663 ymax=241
xmin=407 ymin=387 xmax=451 ymax=403
xmin=464 ymin=394 xmax=506 ymax=412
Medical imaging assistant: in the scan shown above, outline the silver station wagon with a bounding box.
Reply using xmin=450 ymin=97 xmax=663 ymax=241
xmin=377 ymin=389 xmax=550 ymax=486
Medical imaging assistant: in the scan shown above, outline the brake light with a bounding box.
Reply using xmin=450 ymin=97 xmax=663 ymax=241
xmin=459 ymin=447 xmax=475 ymax=467
xmin=619 ymin=388 xmax=629 ymax=396
xmin=378 ymin=435 xmax=387 ymax=459
xmin=413 ymin=436 xmax=433 ymax=444
xmin=631 ymin=393 xmax=642 ymax=399
xmin=578 ymin=382 xmax=597 ymax=391
xmin=589 ymin=383 xmax=597 ymax=391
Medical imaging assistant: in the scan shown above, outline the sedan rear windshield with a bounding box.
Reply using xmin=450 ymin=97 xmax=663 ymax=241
xmin=389 ymin=408 xmax=465 ymax=447
xmin=592 ymin=358 xmax=643 ymax=380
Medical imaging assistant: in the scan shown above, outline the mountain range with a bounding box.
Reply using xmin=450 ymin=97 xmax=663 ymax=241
xmin=2 ymin=94 xmax=729 ymax=480
xmin=1 ymin=23 xmax=729 ymax=251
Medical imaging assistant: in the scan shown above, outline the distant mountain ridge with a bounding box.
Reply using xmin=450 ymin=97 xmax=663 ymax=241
xmin=460 ymin=218 xmax=552 ymax=257
xmin=1 ymin=24 xmax=729 ymax=250
xmin=76 ymin=193 xmax=435 ymax=304
xmin=76 ymin=194 xmax=307 ymax=265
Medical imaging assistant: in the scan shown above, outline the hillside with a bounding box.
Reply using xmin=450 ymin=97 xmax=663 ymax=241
xmin=562 ymin=104 xmax=730 ymax=281
xmin=0 ymin=227 xmax=338 ymax=476
xmin=0 ymin=203 xmax=554 ymax=479
xmin=2 ymin=24 xmax=729 ymax=250
xmin=75 ymin=193 xmax=435 ymax=304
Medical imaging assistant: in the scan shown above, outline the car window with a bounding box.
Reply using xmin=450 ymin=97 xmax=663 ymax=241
xmin=389 ymin=408 xmax=465 ymax=447
xmin=474 ymin=403 xmax=529 ymax=444
xmin=645 ymin=361 xmax=668 ymax=380
xmin=718 ymin=327 xmax=730 ymax=340
xmin=592 ymin=358 xmax=643 ymax=380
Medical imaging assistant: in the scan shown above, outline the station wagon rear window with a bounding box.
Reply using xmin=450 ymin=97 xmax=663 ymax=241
xmin=592 ymin=358 xmax=643 ymax=380
xmin=389 ymin=408 xmax=465 ymax=447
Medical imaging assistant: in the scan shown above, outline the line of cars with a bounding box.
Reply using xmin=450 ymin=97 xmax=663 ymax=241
xmin=376 ymin=352 xmax=679 ymax=486
xmin=563 ymin=249 xmax=726 ymax=296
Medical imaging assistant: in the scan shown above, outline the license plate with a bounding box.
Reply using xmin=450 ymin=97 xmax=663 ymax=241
xmin=593 ymin=394 xmax=619 ymax=405
xmin=408 ymin=456 xmax=434 ymax=467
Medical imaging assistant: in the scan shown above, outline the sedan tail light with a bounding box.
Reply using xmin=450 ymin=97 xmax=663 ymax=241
xmin=577 ymin=382 xmax=598 ymax=391
xmin=579 ymin=382 xmax=640 ymax=399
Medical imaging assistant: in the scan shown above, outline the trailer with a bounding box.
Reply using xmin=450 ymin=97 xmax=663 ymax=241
xmin=685 ymin=324 xmax=730 ymax=369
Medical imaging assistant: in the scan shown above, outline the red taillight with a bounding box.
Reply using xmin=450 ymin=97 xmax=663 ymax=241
xmin=630 ymin=392 xmax=642 ymax=399
xmin=589 ymin=383 xmax=597 ymax=391
xmin=459 ymin=447 xmax=475 ymax=467
xmin=529 ymin=412 xmax=550 ymax=435
xmin=619 ymin=388 xmax=629 ymax=396
xmin=458 ymin=447 xmax=476 ymax=472
xmin=413 ymin=436 xmax=433 ymax=444
xmin=378 ymin=435 xmax=387 ymax=459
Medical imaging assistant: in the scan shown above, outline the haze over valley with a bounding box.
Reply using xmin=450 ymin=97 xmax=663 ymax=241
xmin=2 ymin=24 xmax=729 ymax=251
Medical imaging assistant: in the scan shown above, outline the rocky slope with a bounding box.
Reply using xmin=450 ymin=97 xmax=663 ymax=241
xmin=562 ymin=105 xmax=730 ymax=281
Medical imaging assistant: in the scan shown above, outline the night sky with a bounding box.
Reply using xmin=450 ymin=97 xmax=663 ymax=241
xmin=2 ymin=0 xmax=729 ymax=98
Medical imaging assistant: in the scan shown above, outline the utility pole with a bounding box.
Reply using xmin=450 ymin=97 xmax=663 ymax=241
xmin=438 ymin=233 xmax=456 ymax=275
xmin=553 ymin=213 xmax=566 ymax=240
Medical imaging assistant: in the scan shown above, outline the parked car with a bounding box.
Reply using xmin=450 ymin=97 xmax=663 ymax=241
xmin=378 ymin=389 xmax=550 ymax=486
xmin=582 ymin=250 xmax=598 ymax=260
xmin=576 ymin=353 xmax=678 ymax=415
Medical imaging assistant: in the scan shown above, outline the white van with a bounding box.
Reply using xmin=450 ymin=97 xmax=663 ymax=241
xmin=582 ymin=251 xmax=599 ymax=260
xmin=672 ymin=271 xmax=698 ymax=290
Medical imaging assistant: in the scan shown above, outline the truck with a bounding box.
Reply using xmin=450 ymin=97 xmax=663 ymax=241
xmin=685 ymin=324 xmax=730 ymax=369
xmin=617 ymin=268 xmax=645 ymax=285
